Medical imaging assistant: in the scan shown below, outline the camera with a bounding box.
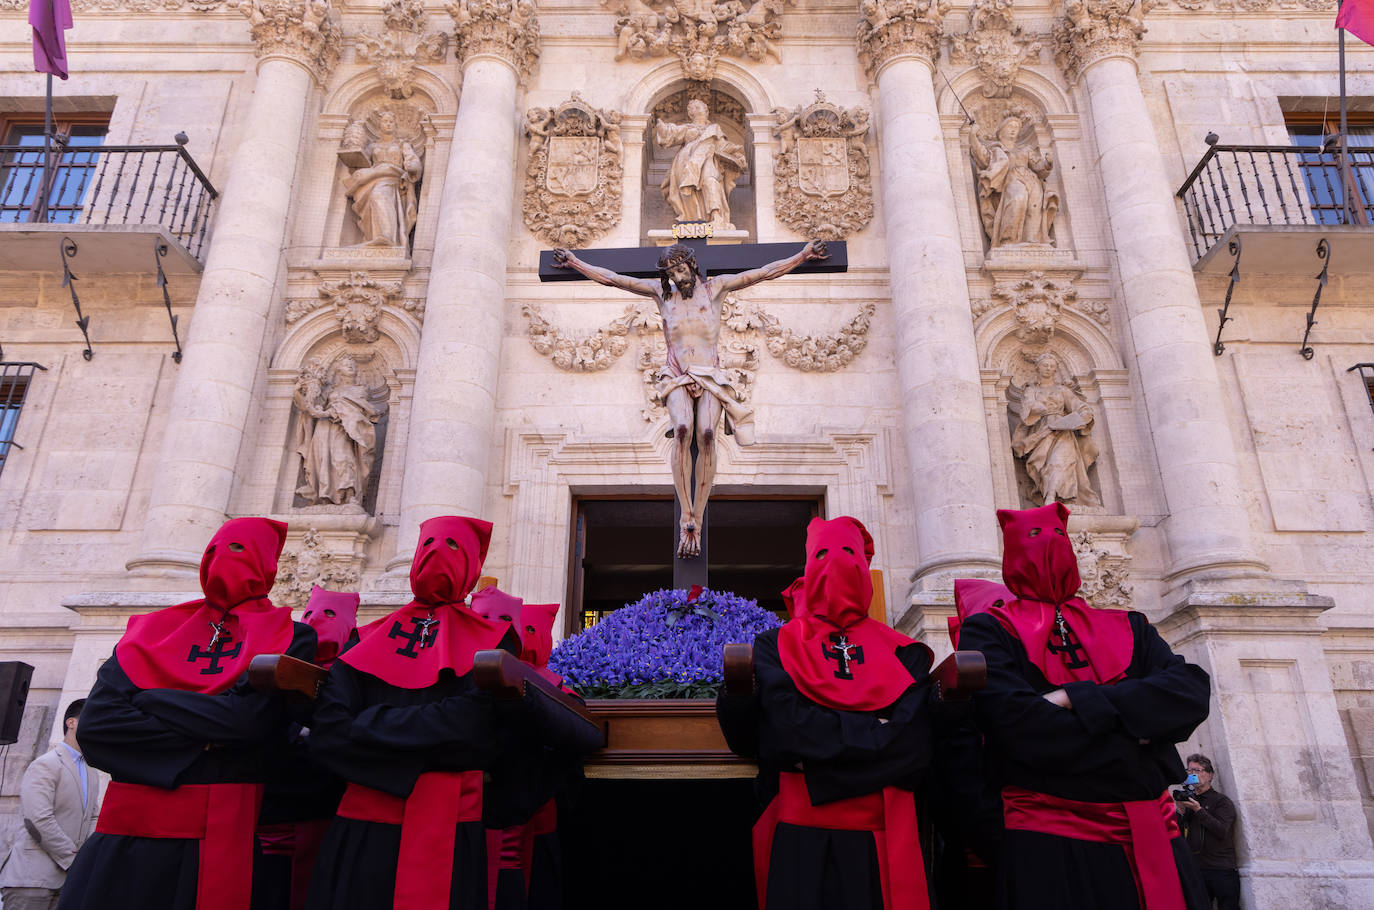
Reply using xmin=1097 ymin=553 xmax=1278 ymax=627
xmin=1171 ymin=786 xmax=1194 ymax=802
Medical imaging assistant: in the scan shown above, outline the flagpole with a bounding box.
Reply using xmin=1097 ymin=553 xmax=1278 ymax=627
xmin=1339 ymin=0 xmax=1353 ymax=222
xmin=39 ymin=70 xmax=52 ymax=222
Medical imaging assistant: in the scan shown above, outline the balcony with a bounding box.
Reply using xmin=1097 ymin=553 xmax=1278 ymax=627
xmin=1176 ymin=138 xmax=1374 ymax=275
xmin=0 ymin=139 xmax=218 ymax=274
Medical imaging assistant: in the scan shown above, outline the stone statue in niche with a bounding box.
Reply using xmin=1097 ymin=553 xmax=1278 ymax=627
xmin=294 ymin=354 xmax=383 ymax=508
xmin=1010 ymin=350 xmax=1100 ymax=507
xmin=971 ymin=113 xmax=1059 ymax=248
xmin=338 ymin=108 xmax=425 ymax=249
xmin=654 ymin=98 xmax=747 ymax=230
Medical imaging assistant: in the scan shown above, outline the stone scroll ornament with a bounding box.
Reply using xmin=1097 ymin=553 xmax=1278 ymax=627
xmin=603 ymin=0 xmax=793 ymax=81
xmin=522 ymin=95 xmax=625 ymax=248
xmin=356 ymin=0 xmax=449 ymax=100
xmin=950 ymin=0 xmax=1042 ymax=99
xmin=772 ymin=92 xmax=874 ymax=241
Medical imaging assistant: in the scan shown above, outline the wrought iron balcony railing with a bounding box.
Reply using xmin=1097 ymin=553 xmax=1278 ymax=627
xmin=1177 ymin=141 xmax=1374 ymax=261
xmin=0 ymin=141 xmax=219 ymax=261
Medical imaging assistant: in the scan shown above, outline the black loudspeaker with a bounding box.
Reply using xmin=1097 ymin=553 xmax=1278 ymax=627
xmin=0 ymin=661 xmax=34 ymax=745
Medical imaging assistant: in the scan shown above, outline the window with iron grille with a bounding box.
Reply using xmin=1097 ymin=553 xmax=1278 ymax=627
xmin=1 ymin=116 xmax=109 ymax=224
xmin=1285 ymin=112 xmax=1374 ymax=225
xmin=0 ymin=363 xmax=43 ymax=479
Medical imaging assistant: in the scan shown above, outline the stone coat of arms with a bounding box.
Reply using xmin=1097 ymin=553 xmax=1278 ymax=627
xmin=523 ymin=94 xmax=624 ymax=247
xmin=773 ymin=94 xmax=874 ymax=240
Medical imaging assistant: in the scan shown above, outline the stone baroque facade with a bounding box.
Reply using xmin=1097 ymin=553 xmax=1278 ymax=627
xmin=1 ymin=0 xmax=1374 ymax=904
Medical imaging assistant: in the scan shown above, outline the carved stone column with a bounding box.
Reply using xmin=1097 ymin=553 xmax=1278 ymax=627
xmin=129 ymin=0 xmax=340 ymax=574
xmin=858 ymin=0 xmax=1002 ymax=589
xmin=1054 ymin=0 xmax=1263 ymax=581
xmin=388 ymin=0 xmax=539 ymax=568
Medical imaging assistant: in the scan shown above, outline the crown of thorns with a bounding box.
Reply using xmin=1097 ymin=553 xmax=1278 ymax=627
xmin=656 ymin=244 xmax=699 ymax=273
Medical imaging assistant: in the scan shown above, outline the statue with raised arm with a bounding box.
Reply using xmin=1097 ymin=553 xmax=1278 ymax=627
xmin=654 ymin=99 xmax=747 ymax=230
xmin=553 ymin=239 xmax=829 ymax=557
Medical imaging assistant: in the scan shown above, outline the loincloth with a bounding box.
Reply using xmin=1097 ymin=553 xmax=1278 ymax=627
xmin=654 ymin=365 xmax=756 ymax=446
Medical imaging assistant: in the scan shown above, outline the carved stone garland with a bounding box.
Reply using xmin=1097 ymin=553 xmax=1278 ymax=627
xmin=603 ymin=0 xmax=794 ymax=82
xmin=772 ymin=92 xmax=874 ymax=241
xmin=523 ymin=94 xmax=625 ymax=248
xmin=520 ymin=295 xmax=877 ymax=419
xmin=357 ymin=0 xmax=450 ymax=99
xmin=447 ymin=0 xmax=540 ymax=80
xmin=271 ymin=528 xmax=362 ymax=607
xmin=949 ymin=0 xmax=1041 ymax=98
xmin=240 ymin=0 xmax=342 ymax=83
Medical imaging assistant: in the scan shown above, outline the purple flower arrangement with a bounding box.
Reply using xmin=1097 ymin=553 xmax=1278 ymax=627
xmin=549 ymin=587 xmax=781 ymax=699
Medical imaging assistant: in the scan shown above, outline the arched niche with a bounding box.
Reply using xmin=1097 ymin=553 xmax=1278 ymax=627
xmin=266 ymin=310 xmax=419 ymax=520
xmin=640 ymin=80 xmax=757 ymax=241
xmin=936 ymin=67 xmax=1076 ymax=121
xmin=976 ymin=307 xmax=1127 ymax=514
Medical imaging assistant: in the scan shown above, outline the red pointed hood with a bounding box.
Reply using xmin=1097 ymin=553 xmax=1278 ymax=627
xmin=778 ymin=516 xmax=926 ymax=711
xmin=116 ymin=517 xmax=294 ymax=694
xmin=997 ymin=503 xmax=1080 ymax=605
xmin=411 ymin=516 xmax=492 ymax=606
xmin=302 ymin=586 xmax=360 ymax=667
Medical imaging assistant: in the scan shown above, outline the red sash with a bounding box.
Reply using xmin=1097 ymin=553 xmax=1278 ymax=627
xmin=336 ymin=770 xmax=484 ymax=910
xmin=1002 ymin=785 xmax=1186 ymax=910
xmin=96 ymin=781 xmax=264 ymax=910
xmin=256 ymin=820 xmax=330 ymax=910
xmin=483 ymin=798 xmax=559 ymax=909
xmin=752 ymin=772 xmax=929 ymax=910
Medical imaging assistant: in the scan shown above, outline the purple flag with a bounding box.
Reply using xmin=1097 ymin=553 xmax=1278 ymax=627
xmin=29 ymin=0 xmax=73 ymax=80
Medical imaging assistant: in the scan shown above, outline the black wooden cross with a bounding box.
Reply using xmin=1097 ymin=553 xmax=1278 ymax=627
xmin=1048 ymin=609 xmax=1091 ymax=670
xmin=188 ymin=638 xmax=243 ymax=675
xmin=822 ymin=632 xmax=864 ymax=680
xmin=389 ymin=615 xmax=438 ymax=658
xmin=538 ymin=231 xmax=848 ymax=591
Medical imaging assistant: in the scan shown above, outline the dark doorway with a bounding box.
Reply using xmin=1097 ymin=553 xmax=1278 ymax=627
xmin=561 ymin=777 xmax=760 ymax=910
xmin=568 ymin=497 xmax=821 ymax=632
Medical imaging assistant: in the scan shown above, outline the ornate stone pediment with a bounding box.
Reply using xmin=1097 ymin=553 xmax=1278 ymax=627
xmin=523 ymin=94 xmax=625 ymax=248
xmin=447 ymin=0 xmax=540 ymax=81
xmin=356 ymin=0 xmax=449 ymax=99
xmin=285 ymin=271 xmax=416 ymax=342
xmin=857 ymin=0 xmax=951 ymax=79
xmin=1073 ymin=530 xmax=1133 ymax=608
xmin=241 ymin=0 xmax=342 ymax=83
xmin=603 ymin=0 xmax=793 ymax=82
xmin=772 ymin=92 xmax=874 ymax=241
xmin=950 ymin=0 xmax=1041 ymax=98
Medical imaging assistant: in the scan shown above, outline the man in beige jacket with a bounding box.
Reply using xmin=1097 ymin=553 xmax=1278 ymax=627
xmin=0 ymin=700 xmax=101 ymax=910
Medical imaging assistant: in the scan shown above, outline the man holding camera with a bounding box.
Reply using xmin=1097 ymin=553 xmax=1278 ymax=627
xmin=1177 ymin=753 xmax=1240 ymax=910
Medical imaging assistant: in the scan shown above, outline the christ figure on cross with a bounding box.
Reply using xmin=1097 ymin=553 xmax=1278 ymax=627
xmin=553 ymin=239 xmax=829 ymax=558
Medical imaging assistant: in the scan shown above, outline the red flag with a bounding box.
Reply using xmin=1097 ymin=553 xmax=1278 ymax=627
xmin=1338 ymin=0 xmax=1374 ymax=48
xmin=29 ymin=0 xmax=72 ymax=79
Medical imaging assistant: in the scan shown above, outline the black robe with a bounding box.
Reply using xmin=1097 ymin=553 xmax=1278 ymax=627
xmin=716 ymin=627 xmax=938 ymax=910
xmin=59 ymin=623 xmax=319 ymax=910
xmin=957 ymin=610 xmax=1213 ymax=910
xmin=304 ymin=629 xmax=596 ymax=910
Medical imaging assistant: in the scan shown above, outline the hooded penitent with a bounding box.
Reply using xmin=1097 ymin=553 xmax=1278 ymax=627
xmin=984 ymin=502 xmax=1132 ymax=685
xmin=341 ymin=516 xmax=510 ymax=688
xmin=116 ymin=517 xmax=294 ymax=695
xmin=302 ymin=585 xmax=360 ymax=668
xmin=948 ymin=577 xmax=1013 ymax=649
xmin=777 ymin=516 xmax=927 ymax=711
xmin=469 ymin=587 xmax=564 ymax=688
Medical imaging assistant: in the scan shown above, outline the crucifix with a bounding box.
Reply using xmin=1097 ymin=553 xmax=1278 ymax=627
xmin=1048 ymin=607 xmax=1091 ymax=670
xmin=541 ymin=233 xmax=847 ymax=589
xmin=389 ymin=614 xmax=438 ymax=658
xmin=822 ymin=631 xmax=864 ymax=680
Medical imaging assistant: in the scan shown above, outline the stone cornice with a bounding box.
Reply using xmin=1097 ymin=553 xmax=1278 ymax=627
xmin=1052 ymin=0 xmax=1155 ymax=83
xmin=857 ymin=0 xmax=952 ymax=81
xmin=240 ymin=0 xmax=342 ymax=83
xmin=447 ymin=0 xmax=540 ymax=82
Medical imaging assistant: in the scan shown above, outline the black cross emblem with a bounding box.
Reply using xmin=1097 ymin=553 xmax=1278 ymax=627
xmin=1048 ymin=608 xmax=1091 ymax=670
xmin=822 ymin=632 xmax=864 ymax=680
xmin=188 ymin=638 xmax=243 ymax=675
xmin=389 ymin=615 xmax=438 ymax=658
